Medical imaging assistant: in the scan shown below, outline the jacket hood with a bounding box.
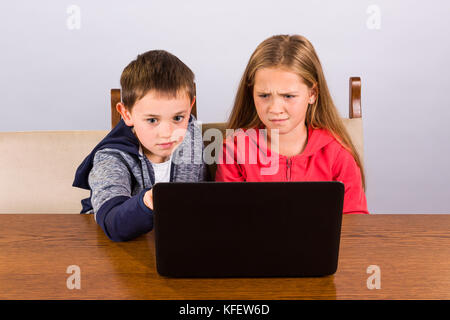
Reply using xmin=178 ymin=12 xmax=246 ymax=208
xmin=299 ymin=125 xmax=336 ymax=158
xmin=72 ymin=119 xmax=140 ymax=190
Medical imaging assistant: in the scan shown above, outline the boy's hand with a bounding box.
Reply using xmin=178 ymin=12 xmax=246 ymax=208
xmin=143 ymin=189 xmax=153 ymax=210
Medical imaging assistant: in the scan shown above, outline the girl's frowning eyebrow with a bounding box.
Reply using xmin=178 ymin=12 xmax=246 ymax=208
xmin=255 ymin=91 xmax=299 ymax=95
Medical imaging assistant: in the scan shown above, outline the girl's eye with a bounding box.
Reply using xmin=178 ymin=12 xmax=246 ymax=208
xmin=284 ymin=95 xmax=295 ymax=99
xmin=147 ymin=118 xmax=158 ymax=124
xmin=258 ymin=94 xmax=269 ymax=98
xmin=174 ymin=115 xmax=184 ymax=122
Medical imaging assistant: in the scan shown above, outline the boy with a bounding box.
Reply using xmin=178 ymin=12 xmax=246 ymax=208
xmin=73 ymin=50 xmax=208 ymax=241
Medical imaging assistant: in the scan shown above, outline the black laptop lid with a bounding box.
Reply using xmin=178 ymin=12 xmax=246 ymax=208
xmin=153 ymin=181 xmax=344 ymax=278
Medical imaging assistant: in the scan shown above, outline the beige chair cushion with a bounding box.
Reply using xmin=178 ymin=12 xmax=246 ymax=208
xmin=341 ymin=118 xmax=364 ymax=165
xmin=0 ymin=131 xmax=108 ymax=213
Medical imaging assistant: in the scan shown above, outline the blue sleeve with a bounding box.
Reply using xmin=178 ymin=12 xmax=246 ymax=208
xmin=95 ymin=189 xmax=153 ymax=242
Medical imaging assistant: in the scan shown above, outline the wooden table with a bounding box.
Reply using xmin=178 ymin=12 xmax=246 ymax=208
xmin=0 ymin=214 xmax=448 ymax=300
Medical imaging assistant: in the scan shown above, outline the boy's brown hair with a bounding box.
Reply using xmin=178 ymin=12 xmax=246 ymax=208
xmin=120 ymin=50 xmax=195 ymax=109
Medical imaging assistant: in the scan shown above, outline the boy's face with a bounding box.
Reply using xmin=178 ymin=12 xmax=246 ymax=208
xmin=118 ymin=90 xmax=194 ymax=163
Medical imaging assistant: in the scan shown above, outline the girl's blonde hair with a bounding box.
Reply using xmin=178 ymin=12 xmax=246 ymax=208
xmin=227 ymin=34 xmax=366 ymax=191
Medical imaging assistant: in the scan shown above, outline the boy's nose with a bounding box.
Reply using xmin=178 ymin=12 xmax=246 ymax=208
xmin=158 ymin=122 xmax=173 ymax=139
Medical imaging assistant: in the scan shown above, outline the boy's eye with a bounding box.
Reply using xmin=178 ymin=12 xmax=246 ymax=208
xmin=284 ymin=95 xmax=296 ymax=99
xmin=147 ymin=118 xmax=158 ymax=124
xmin=174 ymin=115 xmax=184 ymax=122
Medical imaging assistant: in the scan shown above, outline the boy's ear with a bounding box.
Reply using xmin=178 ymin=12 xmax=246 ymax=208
xmin=116 ymin=102 xmax=134 ymax=126
xmin=190 ymin=96 xmax=196 ymax=109
xmin=187 ymin=96 xmax=196 ymax=118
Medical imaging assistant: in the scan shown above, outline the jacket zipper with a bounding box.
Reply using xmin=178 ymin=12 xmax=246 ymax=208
xmin=286 ymin=158 xmax=292 ymax=181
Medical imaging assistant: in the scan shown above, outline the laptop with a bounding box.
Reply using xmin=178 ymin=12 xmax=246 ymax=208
xmin=152 ymin=181 xmax=344 ymax=278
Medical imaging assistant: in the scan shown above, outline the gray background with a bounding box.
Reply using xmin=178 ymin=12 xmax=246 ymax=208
xmin=1 ymin=0 xmax=449 ymax=213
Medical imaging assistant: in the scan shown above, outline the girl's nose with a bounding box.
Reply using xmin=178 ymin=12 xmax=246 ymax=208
xmin=268 ymin=97 xmax=285 ymax=114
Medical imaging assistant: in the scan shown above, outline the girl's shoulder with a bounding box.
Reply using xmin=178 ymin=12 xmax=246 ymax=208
xmin=306 ymin=126 xmax=358 ymax=164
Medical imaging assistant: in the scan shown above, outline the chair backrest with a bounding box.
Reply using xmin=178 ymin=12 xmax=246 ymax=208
xmin=344 ymin=76 xmax=364 ymax=165
xmin=0 ymin=130 xmax=108 ymax=213
xmin=111 ymin=76 xmax=364 ymax=179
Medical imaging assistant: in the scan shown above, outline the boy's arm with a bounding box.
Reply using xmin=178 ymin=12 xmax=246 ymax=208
xmin=198 ymin=135 xmax=211 ymax=181
xmin=89 ymin=150 xmax=154 ymax=241
xmin=199 ymin=162 xmax=211 ymax=181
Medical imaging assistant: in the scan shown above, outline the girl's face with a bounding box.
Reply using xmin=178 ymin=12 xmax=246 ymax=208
xmin=253 ymin=67 xmax=317 ymax=135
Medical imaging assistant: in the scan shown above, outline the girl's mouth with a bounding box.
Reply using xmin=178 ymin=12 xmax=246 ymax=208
xmin=270 ymin=118 xmax=288 ymax=123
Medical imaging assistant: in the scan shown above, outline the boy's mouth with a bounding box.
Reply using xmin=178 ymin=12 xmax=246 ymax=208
xmin=157 ymin=142 xmax=175 ymax=149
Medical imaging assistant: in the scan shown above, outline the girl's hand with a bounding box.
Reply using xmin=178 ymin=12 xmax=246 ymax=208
xmin=143 ymin=189 xmax=154 ymax=210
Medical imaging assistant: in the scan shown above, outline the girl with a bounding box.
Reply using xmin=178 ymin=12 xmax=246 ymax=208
xmin=215 ymin=34 xmax=369 ymax=214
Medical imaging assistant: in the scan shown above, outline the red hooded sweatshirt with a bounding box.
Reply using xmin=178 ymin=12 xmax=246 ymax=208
xmin=215 ymin=126 xmax=369 ymax=214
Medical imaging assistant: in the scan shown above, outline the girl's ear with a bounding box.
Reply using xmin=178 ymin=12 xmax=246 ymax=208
xmin=116 ymin=102 xmax=134 ymax=126
xmin=308 ymin=84 xmax=318 ymax=104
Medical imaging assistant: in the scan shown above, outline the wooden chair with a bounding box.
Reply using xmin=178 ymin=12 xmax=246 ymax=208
xmin=110 ymin=77 xmax=364 ymax=179
xmin=343 ymin=76 xmax=364 ymax=164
